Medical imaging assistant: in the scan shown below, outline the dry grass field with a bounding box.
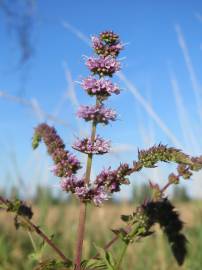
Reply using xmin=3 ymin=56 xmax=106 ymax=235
xmin=0 ymin=200 xmax=202 ymax=270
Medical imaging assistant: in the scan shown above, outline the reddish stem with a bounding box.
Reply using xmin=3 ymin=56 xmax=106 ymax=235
xmin=74 ymin=117 xmax=97 ymax=269
xmin=0 ymin=196 xmax=71 ymax=264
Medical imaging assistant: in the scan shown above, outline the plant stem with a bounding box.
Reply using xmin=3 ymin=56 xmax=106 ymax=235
xmin=0 ymin=196 xmax=71 ymax=263
xmin=74 ymin=103 xmax=98 ymax=270
xmin=74 ymin=203 xmax=87 ymax=270
xmin=116 ymin=241 xmax=128 ymax=270
xmin=93 ymin=225 xmax=131 ymax=259
xmin=74 ymin=155 xmax=94 ymax=270
xmin=28 ymin=231 xmax=37 ymax=252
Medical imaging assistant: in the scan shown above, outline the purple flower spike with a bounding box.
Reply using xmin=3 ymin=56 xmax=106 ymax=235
xmin=86 ymin=56 xmax=120 ymax=77
xmin=77 ymin=104 xmax=117 ymax=125
xmin=81 ymin=76 xmax=120 ymax=100
xmin=33 ymin=123 xmax=81 ymax=177
xmin=72 ymin=135 xmax=111 ymax=155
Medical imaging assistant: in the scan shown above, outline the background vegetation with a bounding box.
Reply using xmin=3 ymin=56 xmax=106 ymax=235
xmin=0 ymin=186 xmax=201 ymax=270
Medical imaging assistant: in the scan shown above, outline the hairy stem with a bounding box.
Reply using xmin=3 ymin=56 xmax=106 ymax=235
xmin=74 ymin=102 xmax=98 ymax=270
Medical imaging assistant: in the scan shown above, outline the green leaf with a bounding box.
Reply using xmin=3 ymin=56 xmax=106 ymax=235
xmin=94 ymin=245 xmax=116 ymax=270
xmin=32 ymin=132 xmax=41 ymax=149
xmin=120 ymin=214 xmax=132 ymax=223
xmin=82 ymin=259 xmax=107 ymax=270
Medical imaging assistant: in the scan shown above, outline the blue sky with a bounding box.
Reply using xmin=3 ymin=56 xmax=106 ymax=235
xmin=1 ymin=0 xmax=202 ymax=198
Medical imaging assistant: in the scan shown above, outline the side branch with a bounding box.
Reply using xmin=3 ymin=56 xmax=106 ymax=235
xmin=0 ymin=196 xmax=71 ymax=264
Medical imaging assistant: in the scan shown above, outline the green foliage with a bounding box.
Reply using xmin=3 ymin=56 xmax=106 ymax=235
xmin=34 ymin=259 xmax=72 ymax=270
xmin=82 ymin=245 xmax=116 ymax=270
xmin=115 ymin=199 xmax=187 ymax=265
xmin=32 ymin=132 xmax=41 ymax=149
xmin=138 ymin=144 xmax=192 ymax=168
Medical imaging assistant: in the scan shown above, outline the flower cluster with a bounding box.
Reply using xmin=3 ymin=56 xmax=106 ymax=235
xmin=92 ymin=36 xmax=123 ymax=57
xmin=72 ymin=135 xmax=111 ymax=155
xmin=32 ymin=123 xmax=81 ymax=177
xmin=95 ymin=163 xmax=131 ymax=193
xmin=81 ymin=76 xmax=120 ymax=100
xmin=60 ymin=163 xmax=130 ymax=206
xmin=99 ymin=31 xmax=120 ymax=44
xmin=60 ymin=176 xmax=108 ymax=206
xmin=77 ymin=104 xmax=117 ymax=124
xmin=33 ymin=31 xmax=125 ymax=206
xmin=86 ymin=55 xmax=120 ymax=77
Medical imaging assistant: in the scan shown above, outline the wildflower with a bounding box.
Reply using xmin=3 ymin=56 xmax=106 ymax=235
xmin=75 ymin=186 xmax=89 ymax=198
xmin=92 ymin=187 xmax=108 ymax=206
xmin=95 ymin=163 xmax=130 ymax=193
xmin=72 ymin=135 xmax=110 ymax=154
xmin=100 ymin=30 xmax=120 ymax=45
xmin=77 ymin=104 xmax=117 ymax=124
xmin=86 ymin=55 xmax=120 ymax=77
xmin=33 ymin=123 xmax=81 ymax=177
xmin=60 ymin=175 xmax=75 ymax=192
xmin=92 ymin=36 xmax=123 ymax=57
xmin=81 ymin=76 xmax=120 ymax=100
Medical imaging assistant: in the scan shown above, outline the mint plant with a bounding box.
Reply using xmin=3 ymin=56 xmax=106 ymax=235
xmin=1 ymin=30 xmax=202 ymax=270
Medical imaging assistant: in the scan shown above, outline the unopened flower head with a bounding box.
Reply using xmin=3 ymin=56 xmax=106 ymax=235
xmin=92 ymin=36 xmax=123 ymax=57
xmin=72 ymin=135 xmax=111 ymax=155
xmin=86 ymin=55 xmax=120 ymax=77
xmin=99 ymin=31 xmax=120 ymax=45
xmin=81 ymin=76 xmax=120 ymax=100
xmin=77 ymin=104 xmax=117 ymax=124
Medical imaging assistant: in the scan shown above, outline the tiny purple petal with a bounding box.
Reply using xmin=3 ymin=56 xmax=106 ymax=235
xmin=81 ymin=76 xmax=120 ymax=100
xmin=60 ymin=175 xmax=78 ymax=192
xmin=77 ymin=104 xmax=117 ymax=124
xmin=93 ymin=187 xmax=108 ymax=206
xmin=86 ymin=56 xmax=120 ymax=77
xmin=72 ymin=135 xmax=110 ymax=155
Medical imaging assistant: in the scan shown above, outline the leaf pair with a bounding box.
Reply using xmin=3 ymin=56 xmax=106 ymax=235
xmin=82 ymin=245 xmax=116 ymax=270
